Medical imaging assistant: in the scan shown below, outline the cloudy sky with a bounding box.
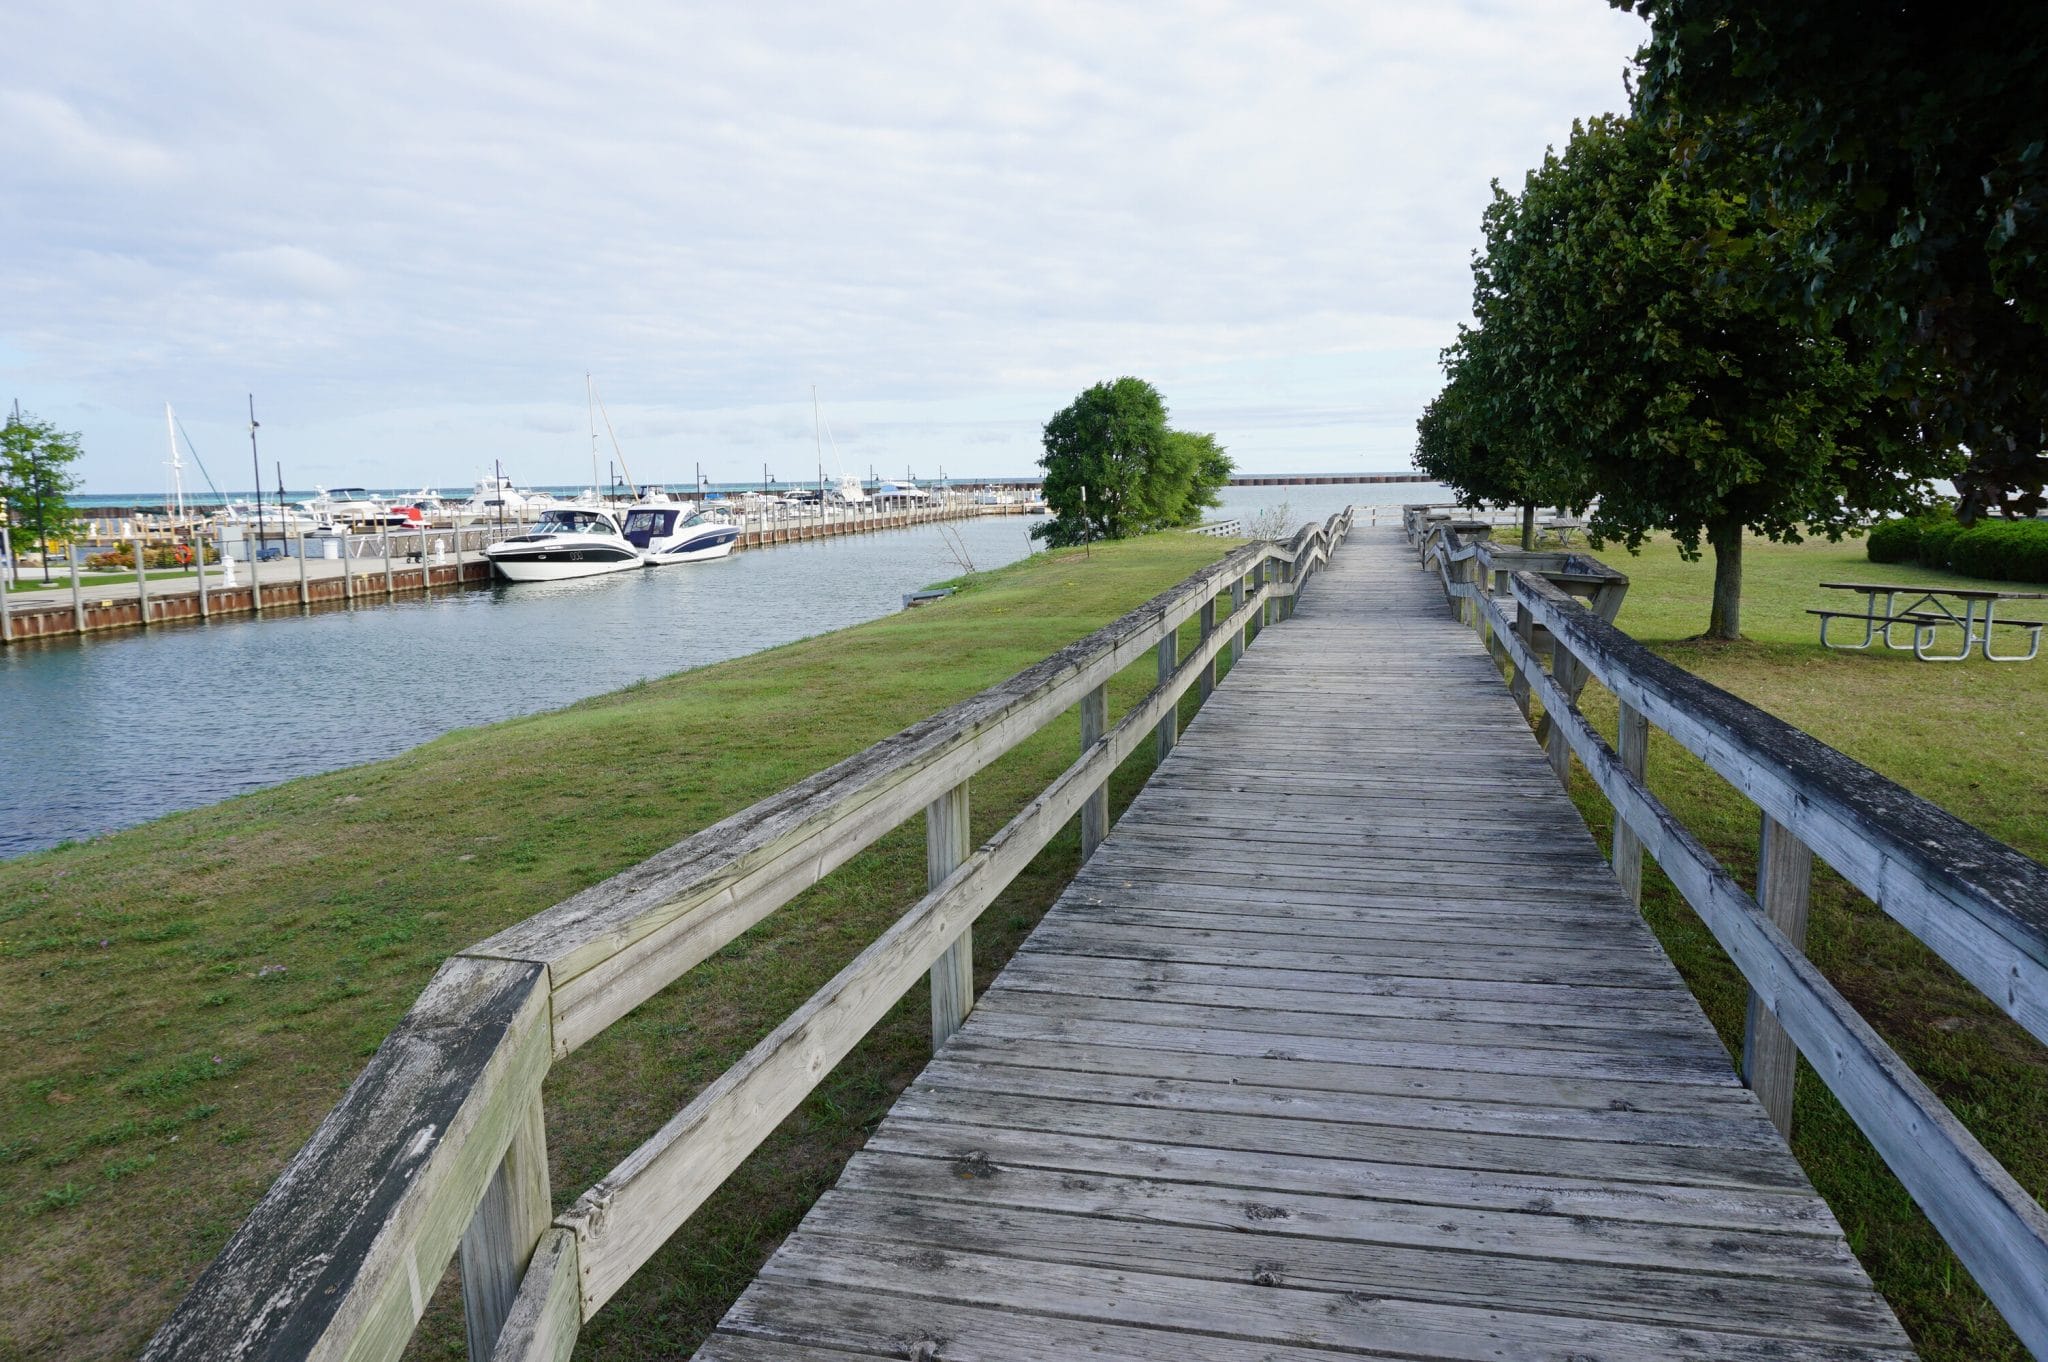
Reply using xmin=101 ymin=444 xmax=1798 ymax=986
xmin=2 ymin=2 xmax=1643 ymax=495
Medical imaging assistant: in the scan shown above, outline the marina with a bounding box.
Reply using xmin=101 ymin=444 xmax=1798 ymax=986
xmin=0 ymin=498 xmax=1026 ymax=644
xmin=0 ymin=511 xmax=1047 ymax=860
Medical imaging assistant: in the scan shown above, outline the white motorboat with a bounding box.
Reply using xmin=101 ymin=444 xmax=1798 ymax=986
xmin=623 ymin=503 xmax=739 ymax=564
xmin=461 ymin=472 xmax=547 ymax=524
xmin=305 ymin=486 xmax=409 ymax=528
xmin=481 ymin=507 xmax=644 ymax=581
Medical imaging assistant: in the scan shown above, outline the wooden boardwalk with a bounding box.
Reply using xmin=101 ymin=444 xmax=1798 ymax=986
xmin=693 ymin=528 xmax=1912 ymax=1361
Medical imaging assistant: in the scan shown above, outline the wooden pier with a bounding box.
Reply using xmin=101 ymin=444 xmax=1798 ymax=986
xmin=146 ymin=516 xmax=2048 ymax=1362
xmin=691 ymin=528 xmax=1911 ymax=1360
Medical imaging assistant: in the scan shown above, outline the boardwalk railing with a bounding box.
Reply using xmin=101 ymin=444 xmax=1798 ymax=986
xmin=1415 ymin=517 xmax=2048 ymax=1357
xmin=143 ymin=512 xmax=1353 ymax=1362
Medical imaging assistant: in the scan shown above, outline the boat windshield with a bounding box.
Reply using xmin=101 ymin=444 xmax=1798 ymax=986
xmin=535 ymin=510 xmax=613 ymax=535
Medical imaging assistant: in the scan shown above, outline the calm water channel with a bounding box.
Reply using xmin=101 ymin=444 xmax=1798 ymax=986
xmin=0 ymin=486 xmax=1422 ymax=859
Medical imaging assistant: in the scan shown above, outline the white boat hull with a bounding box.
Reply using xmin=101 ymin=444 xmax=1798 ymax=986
xmin=644 ymin=530 xmax=739 ymax=564
xmin=484 ymin=546 xmax=643 ymax=581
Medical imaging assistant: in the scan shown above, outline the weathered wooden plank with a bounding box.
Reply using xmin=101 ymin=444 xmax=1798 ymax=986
xmin=911 ymin=1056 xmax=1782 ymax=1150
xmin=144 ymin=958 xmax=551 ymax=1362
xmin=809 ymin=1179 xmax=1893 ymax=1333
xmin=487 ymin=1228 xmax=580 ymax=1362
xmin=1744 ymin=811 xmax=1814 ymax=1136
xmin=862 ymin=1117 xmax=1840 ymax=1234
xmin=925 ymin=781 xmax=972 ymax=1048
xmin=748 ymin=1235 xmax=1913 ymax=1362
xmin=461 ymin=1092 xmax=552 ymax=1360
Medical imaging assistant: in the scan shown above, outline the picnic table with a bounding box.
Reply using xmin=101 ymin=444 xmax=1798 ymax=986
xmin=1809 ymin=581 xmax=2046 ymax=662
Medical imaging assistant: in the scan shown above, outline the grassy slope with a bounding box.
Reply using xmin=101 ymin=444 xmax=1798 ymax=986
xmin=0 ymin=533 xmax=1236 ymax=1362
xmin=1563 ymin=532 xmax=2048 ymax=1362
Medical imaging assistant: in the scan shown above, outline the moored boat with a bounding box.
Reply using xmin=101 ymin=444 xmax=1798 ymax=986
xmin=623 ymin=503 xmax=739 ymax=564
xmin=481 ymin=507 xmax=643 ymax=581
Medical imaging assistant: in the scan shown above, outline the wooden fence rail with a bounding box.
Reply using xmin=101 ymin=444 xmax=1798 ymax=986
xmin=1415 ymin=517 xmax=2048 ymax=1358
xmin=142 ymin=512 xmax=1353 ymax=1362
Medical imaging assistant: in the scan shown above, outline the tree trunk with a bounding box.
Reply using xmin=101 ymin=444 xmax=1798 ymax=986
xmin=1707 ymin=517 xmax=1743 ymax=640
xmin=1521 ymin=503 xmax=1535 ymax=551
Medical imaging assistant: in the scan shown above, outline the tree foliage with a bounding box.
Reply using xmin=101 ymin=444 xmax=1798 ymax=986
xmin=1034 ymin=378 xmax=1230 ymax=548
xmin=1619 ymin=0 xmax=2048 ymax=517
xmin=1 ymin=411 xmax=87 ymax=580
xmin=1431 ymin=115 xmax=1951 ymax=638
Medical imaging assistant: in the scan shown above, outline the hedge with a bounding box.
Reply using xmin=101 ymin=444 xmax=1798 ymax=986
xmin=1866 ymin=507 xmax=2048 ymax=582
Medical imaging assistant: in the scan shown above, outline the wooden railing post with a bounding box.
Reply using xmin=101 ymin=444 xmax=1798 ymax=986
xmin=1742 ymin=812 xmax=1815 ymax=1136
xmin=1509 ymin=601 xmax=1533 ymax=720
xmin=1545 ymin=640 xmax=1573 ymax=788
xmin=926 ymin=780 xmax=972 ymax=1047
xmin=1080 ymin=683 xmax=1108 ymax=860
xmin=1281 ymin=558 xmax=1295 ymax=619
xmin=1612 ymin=701 xmax=1648 ymax=906
xmin=1155 ymin=631 xmax=1177 ymax=762
xmin=1230 ymin=575 xmax=1247 ymax=665
xmin=460 ymin=1094 xmax=551 ymax=1361
xmin=1199 ymin=597 xmax=1217 ymax=699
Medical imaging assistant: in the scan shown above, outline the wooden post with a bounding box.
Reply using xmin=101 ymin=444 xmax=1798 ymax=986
xmin=295 ymin=531 xmax=310 ymax=608
xmin=1612 ymin=701 xmax=1649 ymax=905
xmin=1545 ymin=642 xmax=1573 ymax=788
xmin=1509 ymin=602 xmax=1533 ymax=720
xmin=135 ymin=537 xmax=150 ymax=627
xmin=71 ymin=549 xmax=86 ymax=631
xmin=1155 ymin=631 xmax=1177 ymax=761
xmin=926 ymin=781 xmax=972 ymax=1047
xmin=1080 ymin=682 xmax=1107 ymax=860
xmin=1743 ymin=813 xmax=1815 ymax=1137
xmin=195 ymin=537 xmax=209 ymax=619
xmin=459 ymin=1094 xmax=551 ymax=1361
xmin=1230 ymin=574 xmax=1246 ymax=665
xmin=1199 ymin=598 xmax=1217 ymax=700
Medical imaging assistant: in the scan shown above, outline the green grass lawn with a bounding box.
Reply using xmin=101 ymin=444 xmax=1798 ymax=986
xmin=0 ymin=532 xmax=1240 ymax=1362
xmin=1560 ymin=531 xmax=2048 ymax=1361
xmin=10 ymin=568 xmax=201 ymax=590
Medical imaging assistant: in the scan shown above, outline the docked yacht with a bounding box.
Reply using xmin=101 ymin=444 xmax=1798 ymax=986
xmin=481 ymin=507 xmax=644 ymax=581
xmin=623 ymin=502 xmax=739 ymax=564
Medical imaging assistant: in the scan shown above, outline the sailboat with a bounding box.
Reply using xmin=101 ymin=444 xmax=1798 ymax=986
xmin=812 ymin=388 xmax=870 ymax=505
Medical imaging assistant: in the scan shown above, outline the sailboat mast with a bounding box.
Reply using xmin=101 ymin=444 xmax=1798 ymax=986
xmin=164 ymin=402 xmax=186 ymax=521
xmin=587 ymin=373 xmax=602 ymax=500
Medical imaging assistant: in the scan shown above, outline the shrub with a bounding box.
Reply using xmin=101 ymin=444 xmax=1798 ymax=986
xmin=1950 ymin=519 xmax=2048 ymax=583
xmin=1916 ymin=517 xmax=1964 ymax=570
xmin=1864 ymin=516 xmax=1920 ymax=563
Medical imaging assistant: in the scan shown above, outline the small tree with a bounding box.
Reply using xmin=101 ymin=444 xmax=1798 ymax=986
xmin=1 ymin=410 xmax=87 ymax=584
xmin=1034 ymin=378 xmax=1232 ymax=547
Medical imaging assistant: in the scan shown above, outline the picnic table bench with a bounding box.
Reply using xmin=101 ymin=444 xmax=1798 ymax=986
xmin=1809 ymin=580 xmax=2045 ymax=662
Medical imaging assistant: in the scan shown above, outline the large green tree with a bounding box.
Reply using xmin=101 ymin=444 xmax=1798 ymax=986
xmin=1 ymin=410 xmax=87 ymax=584
xmin=1034 ymin=378 xmax=1230 ymax=548
xmin=1447 ymin=115 xmax=1948 ymax=638
xmin=1619 ymin=0 xmax=2048 ymax=518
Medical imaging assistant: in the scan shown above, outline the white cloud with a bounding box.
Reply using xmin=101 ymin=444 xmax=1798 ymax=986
xmin=0 ymin=0 xmax=1644 ymax=489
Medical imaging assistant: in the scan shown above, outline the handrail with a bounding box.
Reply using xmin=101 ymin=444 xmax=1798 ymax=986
xmin=1424 ymin=534 xmax=2048 ymax=1357
xmin=143 ymin=510 xmax=1354 ymax=1362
